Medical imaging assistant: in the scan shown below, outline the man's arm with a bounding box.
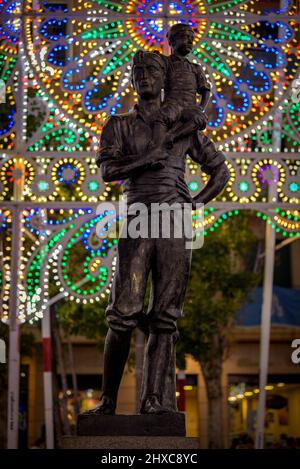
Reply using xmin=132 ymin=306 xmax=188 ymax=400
xmin=188 ymin=133 xmax=230 ymax=206
xmin=96 ymin=116 xmax=167 ymax=182
xmin=193 ymin=164 xmax=229 ymax=206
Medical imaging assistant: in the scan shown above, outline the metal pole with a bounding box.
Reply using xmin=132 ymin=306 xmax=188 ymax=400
xmin=41 ymin=277 xmax=87 ymax=446
xmin=40 ymin=208 xmax=54 ymax=449
xmin=255 ymin=38 xmax=283 ymax=446
xmin=255 ymin=213 xmax=276 ymax=449
xmin=6 ymin=0 xmax=27 ymax=442
xmin=42 ymin=304 xmax=54 ymax=449
xmin=7 ymin=207 xmax=22 ymax=448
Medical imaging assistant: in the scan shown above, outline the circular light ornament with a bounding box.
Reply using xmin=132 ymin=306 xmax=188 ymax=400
xmin=0 ymin=158 xmax=35 ymax=199
xmin=252 ymin=159 xmax=286 ymax=195
xmin=50 ymin=158 xmax=86 ymax=199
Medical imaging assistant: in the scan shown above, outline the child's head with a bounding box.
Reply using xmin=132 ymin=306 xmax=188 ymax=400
xmin=166 ymin=23 xmax=195 ymax=56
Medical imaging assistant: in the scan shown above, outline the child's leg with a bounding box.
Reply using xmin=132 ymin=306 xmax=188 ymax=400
xmin=165 ymin=120 xmax=197 ymax=147
xmin=165 ymin=106 xmax=207 ymax=146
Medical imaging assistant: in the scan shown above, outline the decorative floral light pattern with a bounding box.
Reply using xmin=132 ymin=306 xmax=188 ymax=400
xmin=15 ymin=0 xmax=299 ymax=144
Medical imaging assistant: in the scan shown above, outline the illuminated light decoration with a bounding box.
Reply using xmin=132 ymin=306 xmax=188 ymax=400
xmin=81 ymin=210 xmax=122 ymax=255
xmin=0 ymin=158 xmax=35 ymax=200
xmin=18 ymin=209 xmax=120 ymax=320
xmin=199 ymin=208 xmax=241 ymax=236
xmin=38 ymin=180 xmax=49 ymax=191
xmin=289 ymin=182 xmax=299 ymax=193
xmin=189 ymin=181 xmax=200 ymax=192
xmin=257 ymin=209 xmax=300 ymax=237
xmin=89 ymin=181 xmax=99 ymax=192
xmin=30 ymin=174 xmax=54 ymax=199
xmin=81 ymin=177 xmax=105 ymax=198
xmin=257 ymin=163 xmax=280 ymax=186
xmin=39 ymin=19 xmax=68 ymax=41
xmin=0 ymin=0 xmax=21 ymax=45
xmin=239 ymin=181 xmax=249 ymax=193
xmin=43 ymin=2 xmax=69 ymax=13
xmin=50 ymin=158 xmax=86 ymax=198
xmin=252 ymin=159 xmax=286 ymax=194
xmin=0 ymin=208 xmax=8 ymax=233
xmin=27 ymin=124 xmax=87 ymax=153
xmin=16 ymin=153 xmax=108 ymax=202
xmin=24 ymin=208 xmax=94 ymax=237
xmin=55 ymin=214 xmax=118 ymax=302
xmin=241 ymin=97 xmax=300 ymax=155
xmin=24 ymin=208 xmax=48 ymax=237
xmin=81 ymin=21 xmax=125 ymax=40
xmin=10 ymin=0 xmax=297 ymax=143
xmin=0 ymin=208 xmax=27 ymax=323
xmin=0 ymin=85 xmax=16 ymax=139
xmin=57 ymin=164 xmax=80 ymax=185
xmin=47 ymin=45 xmax=70 ymax=67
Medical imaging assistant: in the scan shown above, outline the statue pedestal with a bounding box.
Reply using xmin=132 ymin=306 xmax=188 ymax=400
xmin=77 ymin=412 xmax=185 ymax=437
xmin=62 ymin=412 xmax=199 ymax=449
xmin=61 ymin=435 xmax=199 ymax=449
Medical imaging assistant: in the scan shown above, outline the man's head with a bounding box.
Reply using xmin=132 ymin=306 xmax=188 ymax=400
xmin=166 ymin=23 xmax=195 ymax=56
xmin=132 ymin=50 xmax=167 ymax=100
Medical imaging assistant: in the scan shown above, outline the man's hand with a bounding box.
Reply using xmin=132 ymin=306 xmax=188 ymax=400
xmin=192 ymin=164 xmax=230 ymax=206
xmin=150 ymin=161 xmax=166 ymax=170
xmin=147 ymin=145 xmax=170 ymax=170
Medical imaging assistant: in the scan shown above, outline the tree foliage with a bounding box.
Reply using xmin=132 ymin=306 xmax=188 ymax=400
xmin=58 ymin=299 xmax=108 ymax=340
xmin=177 ymin=212 xmax=260 ymax=366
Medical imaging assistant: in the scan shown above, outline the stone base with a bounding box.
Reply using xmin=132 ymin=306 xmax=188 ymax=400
xmin=77 ymin=413 xmax=185 ymax=437
xmin=61 ymin=436 xmax=199 ymax=449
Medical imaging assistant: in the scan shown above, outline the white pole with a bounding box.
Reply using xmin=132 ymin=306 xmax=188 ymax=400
xmin=6 ymin=0 xmax=27 ymax=442
xmin=255 ymin=217 xmax=276 ymax=449
xmin=255 ymin=128 xmax=281 ymax=448
xmin=255 ymin=62 xmax=283 ymax=450
xmin=42 ymin=304 xmax=54 ymax=449
xmin=40 ymin=206 xmax=55 ymax=449
xmin=7 ymin=207 xmax=22 ymax=448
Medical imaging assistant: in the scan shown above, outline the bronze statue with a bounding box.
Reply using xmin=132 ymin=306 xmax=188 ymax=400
xmin=91 ymin=24 xmax=229 ymax=416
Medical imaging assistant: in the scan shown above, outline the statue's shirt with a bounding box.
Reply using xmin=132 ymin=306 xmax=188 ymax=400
xmin=98 ymin=105 xmax=225 ymax=206
xmin=165 ymin=54 xmax=211 ymax=106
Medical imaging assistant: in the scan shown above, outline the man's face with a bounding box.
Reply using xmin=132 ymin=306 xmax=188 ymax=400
xmin=170 ymin=30 xmax=194 ymax=55
xmin=132 ymin=62 xmax=164 ymax=100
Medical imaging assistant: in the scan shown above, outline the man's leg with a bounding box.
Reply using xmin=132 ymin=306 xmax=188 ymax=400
xmin=98 ymin=328 xmax=132 ymax=414
xmin=141 ymin=211 xmax=192 ymax=413
xmin=140 ymin=332 xmax=175 ymax=414
xmin=90 ymin=235 xmax=154 ymax=414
